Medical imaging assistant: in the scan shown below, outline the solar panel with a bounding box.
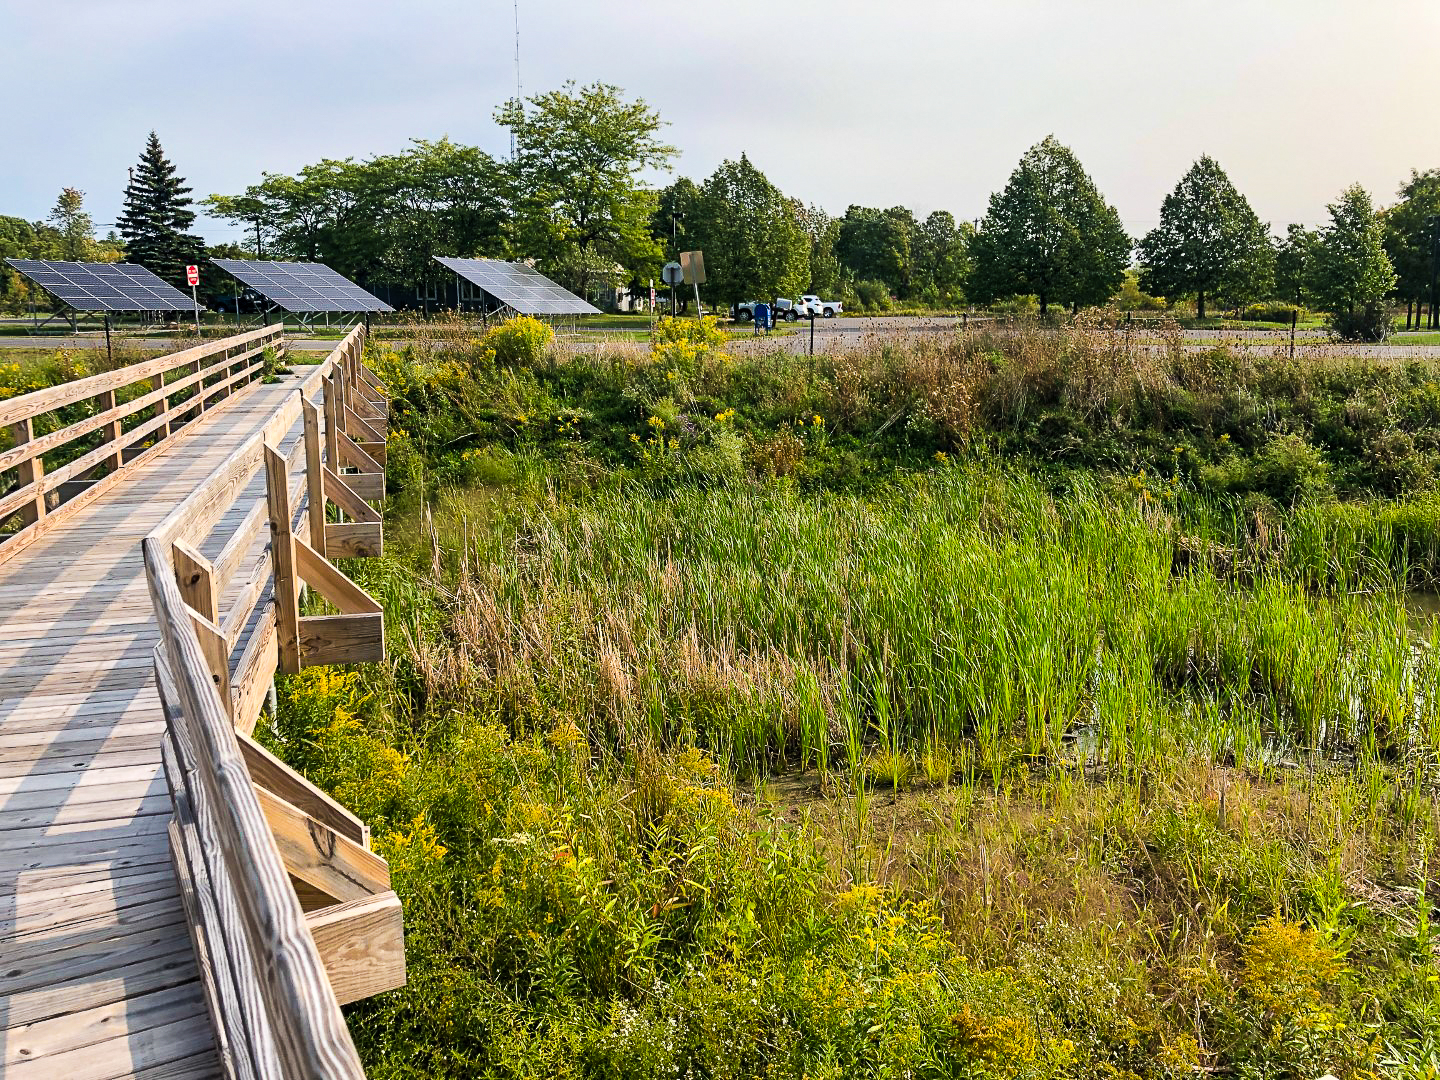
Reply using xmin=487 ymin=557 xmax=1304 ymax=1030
xmin=435 ymin=257 xmax=601 ymax=316
xmin=4 ymin=259 xmax=197 ymax=312
xmin=210 ymin=259 xmax=393 ymax=313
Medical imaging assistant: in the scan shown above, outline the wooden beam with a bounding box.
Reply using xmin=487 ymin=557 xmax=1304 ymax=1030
xmin=98 ymin=388 xmax=124 ymax=474
xmin=263 ymin=444 xmax=302 ymax=676
xmin=254 ymin=784 xmax=390 ymax=906
xmin=293 ymin=537 xmax=382 ymax=615
xmin=173 ymin=539 xmax=219 ymax=624
xmin=342 ymin=472 xmax=384 ymax=502
xmin=324 ymin=522 xmax=383 ymax=560
xmin=337 ymin=430 xmax=383 ymax=476
xmin=230 ymin=609 xmax=277 ymax=739
xmin=322 ymin=467 xmax=380 ymax=524
xmin=190 ymin=609 xmax=233 ymax=717
xmin=299 ymin=614 xmax=384 ymax=668
xmin=357 ymin=440 xmax=387 ymax=466
xmin=302 ymin=399 xmax=325 ymax=559
xmin=142 ymin=539 xmax=367 ymax=1079
xmin=236 ymin=732 xmax=367 ymax=849
xmin=4 ymin=417 xmax=44 ymax=527
xmin=305 ymin=892 xmax=405 ymax=1006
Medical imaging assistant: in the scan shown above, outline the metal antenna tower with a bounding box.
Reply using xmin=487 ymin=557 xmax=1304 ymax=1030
xmin=510 ymin=0 xmax=522 ymax=160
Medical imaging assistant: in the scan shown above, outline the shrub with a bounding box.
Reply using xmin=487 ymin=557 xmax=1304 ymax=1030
xmin=1328 ymin=304 xmax=1392 ymax=343
xmin=854 ymin=279 xmax=892 ymax=312
xmin=487 ymin=315 xmax=554 ymax=366
xmin=1253 ymin=432 xmax=1331 ymax=502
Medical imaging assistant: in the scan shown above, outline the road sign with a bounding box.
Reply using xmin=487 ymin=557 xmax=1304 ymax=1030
xmin=185 ymin=265 xmax=199 ymax=287
xmin=679 ymin=250 xmax=706 ymax=286
xmin=661 ymin=261 xmax=683 ymax=286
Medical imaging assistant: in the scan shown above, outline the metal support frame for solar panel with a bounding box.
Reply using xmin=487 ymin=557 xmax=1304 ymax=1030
xmin=435 ymin=257 xmax=601 ymax=323
xmin=210 ymin=259 xmax=392 ymax=330
xmin=4 ymin=259 xmax=204 ymax=357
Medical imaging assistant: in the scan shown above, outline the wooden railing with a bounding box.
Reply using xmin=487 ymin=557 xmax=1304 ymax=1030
xmin=143 ymin=325 xmax=404 ymax=1078
xmin=0 ymin=324 xmax=286 ymax=563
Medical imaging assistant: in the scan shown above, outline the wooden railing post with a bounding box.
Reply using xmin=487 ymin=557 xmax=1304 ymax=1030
xmin=4 ymin=418 xmax=45 ymax=525
xmin=303 ymin=399 xmax=326 ymax=558
xmin=265 ymin=443 xmax=302 ymax=676
xmin=99 ymin=389 xmax=124 ymax=472
xmin=173 ymin=538 xmax=232 ymax=715
xmin=323 ymin=370 xmax=341 ymax=469
xmin=153 ymin=372 xmax=171 ymax=439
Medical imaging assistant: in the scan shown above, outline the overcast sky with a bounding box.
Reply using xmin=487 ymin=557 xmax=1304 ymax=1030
xmin=3 ymin=0 xmax=1437 ymax=245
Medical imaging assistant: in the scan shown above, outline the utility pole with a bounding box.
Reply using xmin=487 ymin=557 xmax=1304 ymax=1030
xmin=1422 ymin=211 xmax=1434 ymax=329
xmin=510 ymin=0 xmax=522 ymax=160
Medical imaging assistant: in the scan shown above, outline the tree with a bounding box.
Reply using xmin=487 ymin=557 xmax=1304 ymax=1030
xmin=968 ymin=136 xmax=1130 ymax=314
xmin=497 ymin=81 xmax=675 ymax=298
xmin=794 ymin=203 xmax=843 ymax=296
xmin=652 ymin=177 xmax=702 ymax=259
xmin=118 ymin=132 xmax=205 ymax=287
xmin=1273 ymin=224 xmax=1316 ymax=307
xmin=687 ymin=155 xmax=809 ymax=309
xmin=1308 ymin=183 xmax=1396 ymax=341
xmin=915 ymin=210 xmax=972 ymax=302
xmin=1137 ymin=156 xmax=1273 ymax=318
xmin=1382 ymin=169 xmax=1440 ymax=328
xmin=46 ymin=188 xmax=95 ymax=261
xmin=835 ymin=205 xmax=915 ymax=298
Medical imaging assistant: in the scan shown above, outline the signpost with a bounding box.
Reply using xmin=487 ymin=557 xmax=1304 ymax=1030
xmin=679 ymin=250 xmax=706 ymax=322
xmin=661 ymin=260 xmax=683 ymax=319
xmin=186 ymin=264 xmax=200 ymax=334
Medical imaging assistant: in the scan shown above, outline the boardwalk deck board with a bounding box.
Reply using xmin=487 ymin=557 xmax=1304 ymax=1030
xmin=0 ymin=373 xmax=317 ymax=1077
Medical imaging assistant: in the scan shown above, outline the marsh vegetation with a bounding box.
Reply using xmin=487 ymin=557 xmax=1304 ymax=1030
xmin=269 ymin=316 xmax=1440 ymax=1078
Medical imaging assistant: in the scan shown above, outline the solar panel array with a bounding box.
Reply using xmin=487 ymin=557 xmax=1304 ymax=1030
xmin=435 ymin=257 xmax=601 ymax=316
xmin=211 ymin=259 xmax=393 ymax=313
xmin=5 ymin=259 xmax=197 ymax=312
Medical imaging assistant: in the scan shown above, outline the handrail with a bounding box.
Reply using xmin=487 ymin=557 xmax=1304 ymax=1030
xmin=146 ymin=539 xmax=366 ymax=1080
xmin=143 ymin=324 xmax=401 ymax=1077
xmin=0 ymin=323 xmax=286 ymax=561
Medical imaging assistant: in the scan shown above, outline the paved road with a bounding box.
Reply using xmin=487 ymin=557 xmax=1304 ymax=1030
xmin=6 ymin=320 xmax=1439 ymax=360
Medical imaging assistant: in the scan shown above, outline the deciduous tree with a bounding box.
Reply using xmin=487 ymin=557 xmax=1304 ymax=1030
xmin=688 ymin=155 xmax=809 ymax=308
xmin=46 ymin=187 xmax=95 ymax=261
xmin=497 ymin=81 xmax=674 ymax=299
xmin=1273 ymin=224 xmax=1316 ymax=307
xmin=1382 ymin=169 xmax=1440 ymax=328
xmin=968 ymin=136 xmax=1130 ymax=314
xmin=1137 ymin=156 xmax=1273 ymax=318
xmin=1308 ymin=183 xmax=1396 ymax=341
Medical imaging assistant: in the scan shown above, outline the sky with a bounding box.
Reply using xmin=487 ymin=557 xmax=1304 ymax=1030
xmin=3 ymin=0 xmax=1438 ymax=246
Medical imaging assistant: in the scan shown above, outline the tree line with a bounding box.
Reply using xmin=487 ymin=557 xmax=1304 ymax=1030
xmin=4 ymin=83 xmax=1439 ymax=339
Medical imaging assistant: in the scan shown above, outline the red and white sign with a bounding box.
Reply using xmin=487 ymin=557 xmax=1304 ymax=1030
xmin=185 ymin=265 xmax=199 ymax=287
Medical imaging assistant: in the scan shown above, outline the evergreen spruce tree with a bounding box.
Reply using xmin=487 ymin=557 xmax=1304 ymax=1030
xmin=117 ymin=132 xmax=205 ymax=287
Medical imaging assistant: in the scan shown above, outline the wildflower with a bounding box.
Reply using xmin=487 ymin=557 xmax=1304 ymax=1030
xmin=647 ymin=415 xmax=665 ymax=430
xmin=934 ymin=451 xmax=948 ymax=463
xmin=668 ymin=437 xmax=678 ymax=450
xmin=812 ymin=414 xmax=823 ymax=427
xmin=516 ymin=413 xmax=528 ymax=424
xmin=629 ymin=433 xmax=640 ymax=443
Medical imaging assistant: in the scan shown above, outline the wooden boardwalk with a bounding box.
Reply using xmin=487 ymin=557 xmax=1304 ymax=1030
xmin=0 ymin=376 xmax=318 ymax=1078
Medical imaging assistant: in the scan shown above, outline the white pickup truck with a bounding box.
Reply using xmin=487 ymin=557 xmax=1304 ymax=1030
xmin=735 ymin=295 xmax=842 ymax=321
xmin=797 ymin=295 xmax=842 ymax=318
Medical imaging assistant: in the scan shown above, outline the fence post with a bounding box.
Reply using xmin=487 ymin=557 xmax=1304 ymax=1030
xmin=303 ymin=399 xmax=326 ymax=557
xmin=323 ymin=371 xmax=340 ymax=470
xmin=172 ymin=538 xmax=232 ymax=714
xmin=153 ymin=372 xmax=171 ymax=439
xmin=99 ymin=389 xmax=124 ymax=472
xmin=264 ymin=443 xmax=302 ymax=675
xmin=5 ymin=418 xmax=45 ymax=525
